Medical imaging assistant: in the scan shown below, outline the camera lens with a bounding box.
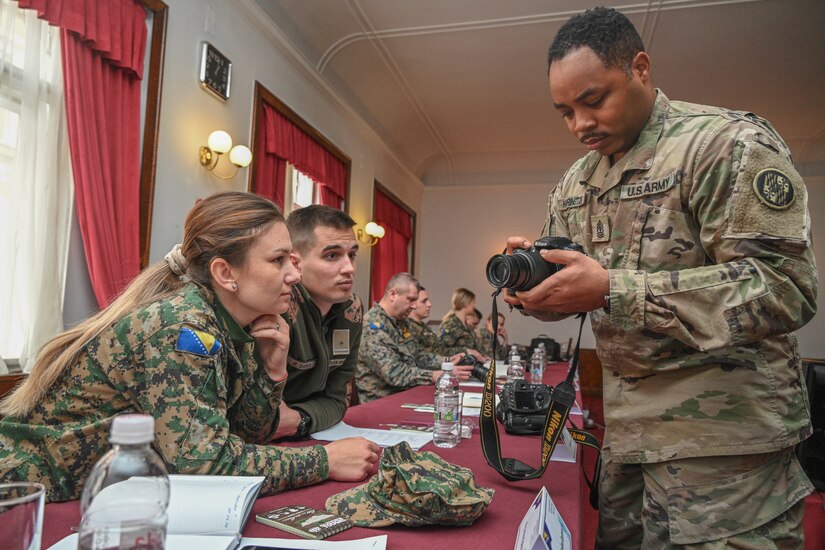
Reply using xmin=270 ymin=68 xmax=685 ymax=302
xmin=485 ymin=249 xmax=560 ymax=292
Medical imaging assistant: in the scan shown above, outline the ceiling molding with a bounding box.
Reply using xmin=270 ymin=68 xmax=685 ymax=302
xmin=317 ymin=0 xmax=767 ymax=72
xmin=344 ymin=0 xmax=455 ymax=185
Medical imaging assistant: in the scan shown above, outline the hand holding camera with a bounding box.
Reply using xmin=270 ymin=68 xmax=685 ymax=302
xmin=493 ymin=235 xmax=609 ymax=314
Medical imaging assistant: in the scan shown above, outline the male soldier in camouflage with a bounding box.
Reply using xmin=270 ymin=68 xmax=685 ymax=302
xmin=356 ymin=273 xmax=473 ymax=402
xmin=0 ymin=193 xmax=379 ymax=502
xmin=274 ymin=206 xmax=363 ymax=438
xmin=504 ymin=7 xmax=817 ymax=548
xmin=477 ymin=312 xmax=508 ymax=361
xmin=406 ymin=285 xmax=441 ymax=354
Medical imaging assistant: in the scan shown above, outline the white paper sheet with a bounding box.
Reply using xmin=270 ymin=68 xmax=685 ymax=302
xmin=311 ymin=421 xmax=432 ymax=450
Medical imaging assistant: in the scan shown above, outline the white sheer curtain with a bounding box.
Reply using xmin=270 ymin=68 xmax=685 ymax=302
xmin=0 ymin=0 xmax=73 ymax=372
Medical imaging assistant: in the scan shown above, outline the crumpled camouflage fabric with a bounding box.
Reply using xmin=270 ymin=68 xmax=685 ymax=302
xmin=406 ymin=317 xmax=441 ymax=355
xmin=325 ymin=441 xmax=494 ymax=527
xmin=0 ymin=283 xmax=328 ymax=502
xmin=355 ymin=304 xmax=440 ymax=403
xmin=281 ymin=283 xmax=363 ymax=432
xmin=438 ymin=314 xmax=480 ymax=355
xmin=540 ymin=90 xmax=817 ymax=464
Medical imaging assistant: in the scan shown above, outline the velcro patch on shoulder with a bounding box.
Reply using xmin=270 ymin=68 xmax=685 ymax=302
xmin=726 ymin=140 xmax=807 ymax=241
xmin=176 ymin=326 xmax=222 ymax=357
xmin=368 ymin=321 xmax=384 ymax=330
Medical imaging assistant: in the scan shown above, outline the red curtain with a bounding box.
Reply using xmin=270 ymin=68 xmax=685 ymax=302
xmin=18 ymin=0 xmax=148 ymax=307
xmin=255 ymin=102 xmax=347 ymax=209
xmin=370 ymin=189 xmax=413 ymax=305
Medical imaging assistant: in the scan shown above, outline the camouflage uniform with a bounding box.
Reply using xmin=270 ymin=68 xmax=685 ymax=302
xmin=281 ymin=283 xmax=363 ymax=432
xmin=477 ymin=327 xmax=506 ymax=360
xmin=438 ymin=314 xmax=479 ymax=355
xmin=326 ymin=441 xmax=494 ymax=527
xmin=356 ymin=304 xmax=440 ymax=403
xmin=406 ymin=317 xmax=441 ymax=355
xmin=540 ymin=91 xmax=816 ymax=546
xmin=0 ymin=283 xmax=328 ymax=503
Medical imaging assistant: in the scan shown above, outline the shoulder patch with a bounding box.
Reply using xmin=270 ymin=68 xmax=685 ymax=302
xmin=752 ymin=169 xmax=795 ymax=209
xmin=176 ymin=326 xmax=221 ymax=357
xmin=369 ymin=321 xmax=384 ymax=330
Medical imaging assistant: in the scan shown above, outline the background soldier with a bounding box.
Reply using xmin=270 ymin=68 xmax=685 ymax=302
xmin=406 ymin=285 xmax=441 ymax=354
xmin=356 ymin=273 xmax=472 ymax=403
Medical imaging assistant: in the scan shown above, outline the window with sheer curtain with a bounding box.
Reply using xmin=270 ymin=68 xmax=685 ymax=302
xmin=284 ymin=164 xmax=346 ymax=214
xmin=0 ymin=0 xmax=73 ymax=370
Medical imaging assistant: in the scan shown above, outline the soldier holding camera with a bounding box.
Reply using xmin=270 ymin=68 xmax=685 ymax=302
xmin=501 ymin=7 xmax=817 ymax=548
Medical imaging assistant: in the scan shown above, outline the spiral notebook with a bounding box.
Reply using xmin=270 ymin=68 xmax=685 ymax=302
xmin=255 ymin=505 xmax=353 ymax=540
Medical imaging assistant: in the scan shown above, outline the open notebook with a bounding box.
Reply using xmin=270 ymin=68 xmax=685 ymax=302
xmin=51 ymin=475 xmax=264 ymax=550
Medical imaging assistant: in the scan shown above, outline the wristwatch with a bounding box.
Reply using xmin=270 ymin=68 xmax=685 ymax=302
xmin=603 ymin=293 xmax=611 ymax=313
xmin=295 ymin=408 xmax=312 ymax=437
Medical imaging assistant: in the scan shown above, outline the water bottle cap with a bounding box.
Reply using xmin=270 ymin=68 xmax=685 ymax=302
xmin=110 ymin=414 xmax=155 ymax=445
xmin=441 ymin=362 xmax=454 ymax=371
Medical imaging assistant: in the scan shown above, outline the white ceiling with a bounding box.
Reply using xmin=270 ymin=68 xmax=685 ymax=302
xmin=255 ymin=0 xmax=825 ymax=187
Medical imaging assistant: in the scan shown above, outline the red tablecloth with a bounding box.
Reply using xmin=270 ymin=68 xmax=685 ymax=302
xmin=42 ymin=363 xmax=586 ymax=549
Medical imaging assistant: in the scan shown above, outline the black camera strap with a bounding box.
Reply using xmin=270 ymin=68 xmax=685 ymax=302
xmin=480 ymin=290 xmax=592 ymax=482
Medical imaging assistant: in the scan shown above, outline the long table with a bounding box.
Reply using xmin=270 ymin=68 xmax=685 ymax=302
xmin=42 ymin=362 xmax=587 ymax=549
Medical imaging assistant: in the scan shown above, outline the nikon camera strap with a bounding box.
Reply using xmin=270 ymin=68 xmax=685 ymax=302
xmin=479 ymin=289 xmax=592 ymax=482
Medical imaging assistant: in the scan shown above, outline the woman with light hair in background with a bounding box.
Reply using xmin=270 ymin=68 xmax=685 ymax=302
xmin=0 ymin=191 xmax=379 ymax=503
xmin=438 ymin=287 xmax=485 ymax=358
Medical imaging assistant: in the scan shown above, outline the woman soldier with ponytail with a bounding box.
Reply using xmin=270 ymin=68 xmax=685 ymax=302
xmin=0 ymin=192 xmax=379 ymax=502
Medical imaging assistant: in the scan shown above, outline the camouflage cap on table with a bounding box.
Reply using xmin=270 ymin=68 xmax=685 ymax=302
xmin=325 ymin=441 xmax=494 ymax=527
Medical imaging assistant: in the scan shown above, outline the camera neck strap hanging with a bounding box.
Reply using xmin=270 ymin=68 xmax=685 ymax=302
xmin=479 ymin=289 xmax=589 ymax=481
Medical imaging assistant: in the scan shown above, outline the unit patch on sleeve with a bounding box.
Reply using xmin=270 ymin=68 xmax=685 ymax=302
xmin=752 ymin=169 xmax=795 ymax=210
xmin=176 ymin=326 xmax=222 ymax=357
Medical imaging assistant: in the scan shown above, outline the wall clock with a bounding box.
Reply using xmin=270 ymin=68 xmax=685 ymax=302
xmin=199 ymin=42 xmax=232 ymax=101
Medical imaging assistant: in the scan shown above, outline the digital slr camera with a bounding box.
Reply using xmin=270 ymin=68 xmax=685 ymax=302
xmin=456 ymin=353 xmax=490 ymax=381
xmin=497 ymin=379 xmax=554 ymax=435
xmin=485 ymin=236 xmax=584 ymax=292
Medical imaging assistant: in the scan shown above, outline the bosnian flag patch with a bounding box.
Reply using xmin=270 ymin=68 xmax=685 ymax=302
xmin=176 ymin=326 xmax=222 ymax=357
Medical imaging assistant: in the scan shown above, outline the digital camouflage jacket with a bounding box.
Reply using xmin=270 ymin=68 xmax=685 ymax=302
xmin=438 ymin=314 xmax=480 ymax=356
xmin=0 ymin=283 xmax=328 ymax=502
xmin=539 ymin=90 xmax=817 ymax=464
xmin=406 ymin=317 xmax=441 ymax=355
xmin=281 ymin=283 xmax=363 ymax=432
xmin=356 ymin=304 xmax=439 ymax=402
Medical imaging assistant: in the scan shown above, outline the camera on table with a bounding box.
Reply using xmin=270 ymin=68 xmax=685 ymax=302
xmin=497 ymin=379 xmax=554 ymax=435
xmin=485 ymin=236 xmax=584 ymax=292
xmin=456 ymin=353 xmax=489 ymax=381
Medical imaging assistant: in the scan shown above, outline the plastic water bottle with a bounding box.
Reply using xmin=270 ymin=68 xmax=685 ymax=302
xmin=531 ymin=348 xmax=545 ymax=384
xmin=506 ymin=354 xmax=525 ymax=383
xmin=507 ymin=345 xmax=519 ymax=365
xmin=79 ymin=414 xmax=170 ymax=550
xmin=433 ymin=363 xmax=461 ymax=448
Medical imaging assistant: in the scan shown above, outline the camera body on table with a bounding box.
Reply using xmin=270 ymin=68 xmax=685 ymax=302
xmin=497 ymin=379 xmax=554 ymax=435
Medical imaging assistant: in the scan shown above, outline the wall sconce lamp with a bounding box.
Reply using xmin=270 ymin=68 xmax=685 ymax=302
xmin=199 ymin=130 xmax=253 ymax=180
xmin=356 ymin=221 xmax=385 ymax=246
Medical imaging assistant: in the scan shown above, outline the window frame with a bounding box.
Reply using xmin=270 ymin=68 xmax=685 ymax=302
xmin=249 ymin=81 xmax=351 ymax=213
